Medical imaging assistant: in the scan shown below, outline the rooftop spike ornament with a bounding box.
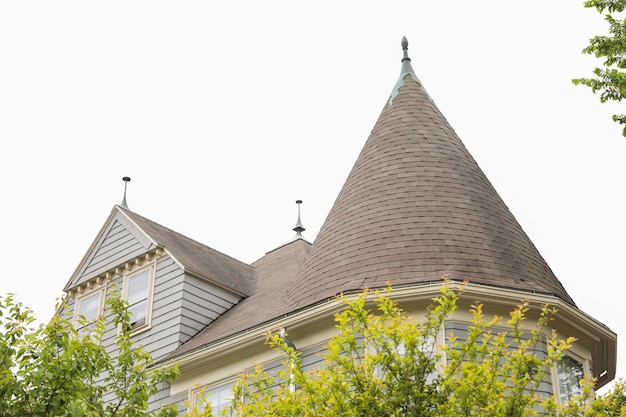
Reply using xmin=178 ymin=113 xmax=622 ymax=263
xmin=401 ymin=36 xmax=410 ymax=61
xmin=389 ymin=36 xmax=429 ymax=105
xmin=120 ymin=177 xmax=131 ymax=210
xmin=292 ymin=200 xmax=305 ymax=238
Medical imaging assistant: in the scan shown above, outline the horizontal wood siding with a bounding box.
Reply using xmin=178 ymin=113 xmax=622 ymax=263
xmin=75 ymin=219 xmax=150 ymax=287
xmin=445 ymin=321 xmax=553 ymax=398
xmin=67 ymin=246 xmax=248 ymax=412
xmin=243 ymin=344 xmax=328 ymax=398
xmin=101 ymin=277 xmax=125 ymax=354
xmin=258 ymin=357 xmax=285 ymax=395
xmin=134 ymin=255 xmax=185 ymax=360
xmin=168 ymin=391 xmax=189 ymax=417
xmin=62 ymin=297 xmax=76 ymax=319
xmin=178 ymin=274 xmax=241 ymax=344
xmin=148 ymin=382 xmax=188 ymax=415
xmin=301 ymin=342 xmax=328 ymax=373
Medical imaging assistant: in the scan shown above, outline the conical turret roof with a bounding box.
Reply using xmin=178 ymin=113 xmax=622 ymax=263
xmin=286 ymin=38 xmax=575 ymax=308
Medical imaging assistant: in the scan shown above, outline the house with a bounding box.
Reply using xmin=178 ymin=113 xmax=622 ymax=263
xmin=61 ymin=37 xmax=616 ymax=414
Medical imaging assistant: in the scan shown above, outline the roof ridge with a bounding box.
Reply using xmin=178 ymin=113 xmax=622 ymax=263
xmin=120 ymin=206 xmax=255 ymax=296
xmin=119 ymin=206 xmax=252 ymax=269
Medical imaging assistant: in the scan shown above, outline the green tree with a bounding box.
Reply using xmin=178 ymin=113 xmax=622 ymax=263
xmin=573 ymin=0 xmax=626 ymax=137
xmin=0 ymin=287 xmax=179 ymax=417
xmin=590 ymin=379 xmax=626 ymax=416
xmin=189 ymin=281 xmax=618 ymax=416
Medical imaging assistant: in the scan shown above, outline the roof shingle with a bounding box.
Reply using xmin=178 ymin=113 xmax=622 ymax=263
xmin=285 ymin=51 xmax=575 ymax=307
xmin=166 ymin=40 xmax=576 ymax=360
xmin=123 ymin=208 xmax=255 ymax=296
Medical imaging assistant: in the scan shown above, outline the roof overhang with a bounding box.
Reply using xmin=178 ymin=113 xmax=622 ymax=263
xmin=156 ymin=280 xmax=616 ymax=390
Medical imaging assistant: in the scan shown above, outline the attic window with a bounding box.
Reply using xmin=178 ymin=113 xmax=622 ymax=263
xmin=124 ymin=265 xmax=154 ymax=332
xmin=74 ymin=289 xmax=104 ymax=332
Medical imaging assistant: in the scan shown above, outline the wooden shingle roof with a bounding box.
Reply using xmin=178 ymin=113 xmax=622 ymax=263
xmin=285 ymin=39 xmax=575 ymax=308
xmin=122 ymin=208 xmax=255 ymax=297
xmin=166 ymin=39 xmax=576 ymax=361
xmin=170 ymin=238 xmax=312 ymax=358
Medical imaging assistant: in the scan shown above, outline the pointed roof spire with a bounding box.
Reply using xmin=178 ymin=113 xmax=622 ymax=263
xmin=401 ymin=36 xmax=411 ymax=63
xmin=292 ymin=200 xmax=305 ymax=239
xmin=266 ymin=200 xmax=310 ymax=253
xmin=120 ymin=177 xmax=131 ymax=210
xmin=389 ymin=36 xmax=429 ymax=105
xmin=286 ymin=38 xmax=575 ymax=309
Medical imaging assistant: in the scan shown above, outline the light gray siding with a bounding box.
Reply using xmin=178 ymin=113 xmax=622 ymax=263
xmin=70 ymin=213 xmax=156 ymax=288
xmin=179 ymin=274 xmax=241 ymax=342
xmin=150 ymin=382 xmax=188 ymax=415
xmin=128 ymin=256 xmax=242 ymax=362
xmin=445 ymin=321 xmax=554 ymax=398
xmin=301 ymin=342 xmax=327 ymax=373
xmin=136 ymin=255 xmax=186 ymax=360
xmin=64 ymin=209 xmax=249 ymax=414
xmin=65 ymin=253 xmax=245 ymax=414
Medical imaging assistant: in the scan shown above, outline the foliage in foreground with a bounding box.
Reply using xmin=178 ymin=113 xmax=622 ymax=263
xmin=0 ymin=288 xmax=179 ymax=417
xmin=1 ymin=281 xmax=624 ymax=417
xmin=573 ymin=0 xmax=626 ymax=137
xmin=189 ymin=281 xmax=625 ymax=417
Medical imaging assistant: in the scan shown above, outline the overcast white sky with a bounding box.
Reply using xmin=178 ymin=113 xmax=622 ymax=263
xmin=1 ymin=1 xmax=624 ymax=390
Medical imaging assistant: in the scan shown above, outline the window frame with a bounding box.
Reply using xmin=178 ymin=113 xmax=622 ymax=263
xmin=122 ymin=264 xmax=155 ymax=334
xmin=370 ymin=324 xmax=445 ymax=383
xmin=191 ymin=379 xmax=236 ymax=416
xmin=74 ymin=287 xmax=105 ymax=331
xmin=553 ymin=350 xmax=589 ymax=404
xmin=74 ymin=288 xmax=104 ymax=327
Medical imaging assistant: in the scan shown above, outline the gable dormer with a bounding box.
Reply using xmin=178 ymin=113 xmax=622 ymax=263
xmin=65 ymin=207 xmax=160 ymax=293
xmin=63 ymin=205 xmax=254 ymax=360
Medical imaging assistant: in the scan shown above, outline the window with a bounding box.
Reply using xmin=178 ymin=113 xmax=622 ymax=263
xmin=556 ymin=355 xmax=585 ymax=403
xmin=124 ymin=266 xmax=153 ymax=331
xmin=77 ymin=291 xmax=102 ymax=322
xmin=193 ymin=380 xmax=235 ymax=416
xmin=74 ymin=289 xmax=104 ymax=332
xmin=373 ymin=330 xmax=441 ymax=384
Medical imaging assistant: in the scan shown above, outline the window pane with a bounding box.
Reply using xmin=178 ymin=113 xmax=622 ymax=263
xmin=557 ymin=355 xmax=584 ymax=403
xmin=127 ymin=269 xmax=151 ymax=329
xmin=79 ymin=292 xmax=101 ymax=322
xmin=128 ymin=300 xmax=147 ymax=328
xmin=128 ymin=269 xmax=149 ymax=305
xmin=197 ymin=382 xmax=234 ymax=415
xmin=209 ymin=387 xmax=233 ymax=415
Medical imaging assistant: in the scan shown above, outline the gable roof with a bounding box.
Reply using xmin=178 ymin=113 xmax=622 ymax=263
xmin=65 ymin=206 xmax=254 ymax=296
xmin=285 ymin=38 xmax=576 ymax=308
xmin=121 ymin=207 xmax=255 ymax=296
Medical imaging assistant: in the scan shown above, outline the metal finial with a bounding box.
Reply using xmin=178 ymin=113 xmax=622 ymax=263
xmin=292 ymin=200 xmax=305 ymax=237
xmin=121 ymin=177 xmax=131 ymax=209
xmin=389 ymin=36 xmax=430 ymax=105
xmin=401 ymin=36 xmax=410 ymax=62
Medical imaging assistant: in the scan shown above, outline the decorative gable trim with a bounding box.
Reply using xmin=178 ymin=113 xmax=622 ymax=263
xmin=67 ymin=247 xmax=165 ymax=298
xmin=65 ymin=206 xmax=158 ymax=291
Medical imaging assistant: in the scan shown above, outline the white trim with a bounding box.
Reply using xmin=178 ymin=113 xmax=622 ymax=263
xmin=191 ymin=378 xmax=237 ymax=415
xmin=73 ymin=286 xmax=105 ymax=327
xmin=122 ymin=263 xmax=155 ymax=334
xmin=159 ymin=281 xmax=615 ymax=391
xmin=552 ymin=349 xmax=590 ymax=404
